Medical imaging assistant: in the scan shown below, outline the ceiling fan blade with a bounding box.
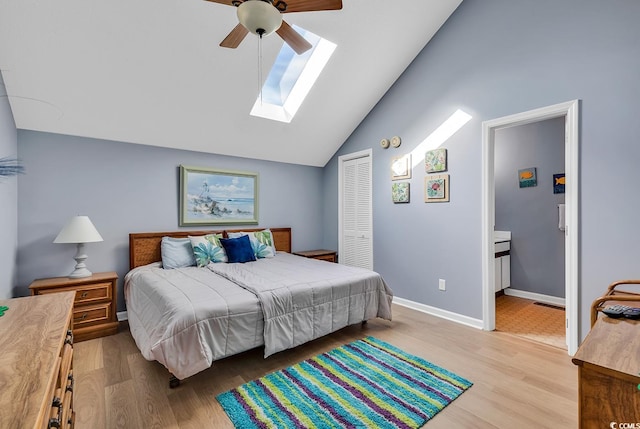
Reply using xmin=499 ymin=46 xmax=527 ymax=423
xmin=276 ymin=20 xmax=312 ymax=55
xmin=203 ymin=0 xmax=236 ymax=6
xmin=282 ymin=0 xmax=342 ymax=13
xmin=220 ymin=24 xmax=250 ymax=49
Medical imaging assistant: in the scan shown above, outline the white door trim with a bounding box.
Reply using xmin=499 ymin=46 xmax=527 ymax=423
xmin=481 ymin=100 xmax=580 ymax=355
xmin=338 ymin=148 xmax=373 ymax=266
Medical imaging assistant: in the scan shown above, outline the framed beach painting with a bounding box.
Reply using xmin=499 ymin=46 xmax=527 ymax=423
xmin=179 ymin=165 xmax=258 ymax=226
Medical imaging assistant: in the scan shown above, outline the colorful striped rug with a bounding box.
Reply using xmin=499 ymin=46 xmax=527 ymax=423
xmin=216 ymin=336 xmax=472 ymax=428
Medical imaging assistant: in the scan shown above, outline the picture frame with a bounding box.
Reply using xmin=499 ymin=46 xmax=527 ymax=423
xmin=425 ymin=148 xmax=447 ymax=173
xmin=424 ymin=174 xmax=450 ymax=203
xmin=392 ymin=182 xmax=410 ymax=203
xmin=391 ymin=154 xmax=411 ymax=180
xmin=553 ymin=173 xmax=565 ymax=194
xmin=518 ymin=167 xmax=537 ymax=188
xmin=179 ymin=165 xmax=259 ymax=226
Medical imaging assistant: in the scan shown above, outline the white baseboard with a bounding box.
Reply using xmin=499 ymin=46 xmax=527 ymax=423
xmin=503 ymin=288 xmax=565 ymax=307
xmin=392 ymin=297 xmax=483 ymax=330
xmin=117 ymin=311 xmax=128 ymax=322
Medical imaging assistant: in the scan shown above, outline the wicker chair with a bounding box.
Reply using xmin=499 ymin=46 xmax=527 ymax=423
xmin=590 ymin=280 xmax=640 ymax=327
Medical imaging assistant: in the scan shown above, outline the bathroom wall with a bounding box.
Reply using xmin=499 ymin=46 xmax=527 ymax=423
xmin=495 ymin=117 xmax=565 ymax=298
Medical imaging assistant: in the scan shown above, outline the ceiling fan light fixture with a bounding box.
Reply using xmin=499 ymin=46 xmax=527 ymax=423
xmin=237 ymin=0 xmax=283 ymax=37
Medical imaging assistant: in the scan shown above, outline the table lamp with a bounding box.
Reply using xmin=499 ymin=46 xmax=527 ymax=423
xmin=53 ymin=215 xmax=103 ymax=278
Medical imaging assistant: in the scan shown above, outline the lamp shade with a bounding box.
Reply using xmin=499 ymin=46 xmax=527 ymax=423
xmin=237 ymin=0 xmax=283 ymax=37
xmin=53 ymin=216 xmax=103 ymax=244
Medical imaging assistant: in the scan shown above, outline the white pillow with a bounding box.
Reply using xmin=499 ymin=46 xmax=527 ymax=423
xmin=161 ymin=237 xmax=196 ymax=269
xmin=189 ymin=234 xmax=227 ymax=267
xmin=227 ymin=229 xmax=275 ymax=258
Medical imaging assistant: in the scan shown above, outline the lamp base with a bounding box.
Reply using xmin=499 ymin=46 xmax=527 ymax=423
xmin=68 ymin=267 xmax=93 ymax=278
xmin=68 ymin=242 xmax=93 ymax=278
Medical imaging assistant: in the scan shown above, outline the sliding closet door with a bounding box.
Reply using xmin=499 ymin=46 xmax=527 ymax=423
xmin=339 ymin=150 xmax=372 ymax=270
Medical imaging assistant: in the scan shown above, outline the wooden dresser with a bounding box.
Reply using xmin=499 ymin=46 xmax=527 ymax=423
xmin=0 ymin=292 xmax=75 ymax=429
xmin=29 ymin=272 xmax=118 ymax=342
xmin=572 ymin=316 xmax=640 ymax=427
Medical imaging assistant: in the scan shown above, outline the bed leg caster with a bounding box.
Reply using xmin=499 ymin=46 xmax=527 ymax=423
xmin=361 ymin=320 xmax=368 ymax=326
xmin=169 ymin=374 xmax=180 ymax=389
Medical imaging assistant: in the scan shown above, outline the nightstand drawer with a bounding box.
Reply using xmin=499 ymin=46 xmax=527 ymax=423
xmin=73 ymin=302 xmax=111 ymax=328
xmin=29 ymin=271 xmax=118 ymax=341
xmin=38 ymin=282 xmax=112 ymax=305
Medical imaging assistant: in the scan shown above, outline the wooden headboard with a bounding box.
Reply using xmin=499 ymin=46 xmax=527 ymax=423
xmin=129 ymin=227 xmax=292 ymax=270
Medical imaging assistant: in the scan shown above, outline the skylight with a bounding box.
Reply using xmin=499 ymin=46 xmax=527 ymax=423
xmin=250 ymin=25 xmax=336 ymax=123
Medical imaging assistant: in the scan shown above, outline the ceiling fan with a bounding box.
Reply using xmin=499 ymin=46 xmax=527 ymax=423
xmin=205 ymin=0 xmax=343 ymax=55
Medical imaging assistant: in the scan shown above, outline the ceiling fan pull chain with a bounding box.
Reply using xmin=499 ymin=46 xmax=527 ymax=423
xmin=258 ymin=32 xmax=263 ymax=105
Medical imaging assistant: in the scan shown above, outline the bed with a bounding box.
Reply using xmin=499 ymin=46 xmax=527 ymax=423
xmin=124 ymin=227 xmax=393 ymax=387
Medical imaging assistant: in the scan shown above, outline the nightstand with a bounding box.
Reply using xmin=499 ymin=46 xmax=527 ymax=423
xmin=293 ymin=249 xmax=338 ymax=263
xmin=29 ymin=271 xmax=118 ymax=342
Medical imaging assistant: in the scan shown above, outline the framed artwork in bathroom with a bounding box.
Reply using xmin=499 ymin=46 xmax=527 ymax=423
xmin=553 ymin=173 xmax=565 ymax=194
xmin=518 ymin=167 xmax=537 ymax=188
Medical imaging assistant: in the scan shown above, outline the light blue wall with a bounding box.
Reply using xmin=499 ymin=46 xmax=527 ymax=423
xmin=495 ymin=118 xmax=565 ymax=298
xmin=323 ymin=0 xmax=640 ymax=339
xmin=17 ymin=131 xmax=324 ymax=310
xmin=0 ymin=74 xmax=18 ymax=299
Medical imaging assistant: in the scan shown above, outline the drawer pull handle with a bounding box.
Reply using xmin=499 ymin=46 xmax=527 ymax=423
xmin=75 ymin=313 xmax=88 ymax=321
xmin=81 ymin=291 xmax=89 ymax=298
xmin=48 ymin=417 xmax=61 ymax=429
xmin=65 ymin=329 xmax=73 ymax=345
xmin=66 ymin=374 xmax=75 ymax=392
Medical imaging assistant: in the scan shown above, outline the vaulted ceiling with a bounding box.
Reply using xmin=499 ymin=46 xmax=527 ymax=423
xmin=0 ymin=0 xmax=462 ymax=167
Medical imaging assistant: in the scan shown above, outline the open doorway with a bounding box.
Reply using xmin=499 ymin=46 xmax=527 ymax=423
xmin=481 ymin=100 xmax=580 ymax=355
xmin=493 ymin=118 xmax=566 ymax=349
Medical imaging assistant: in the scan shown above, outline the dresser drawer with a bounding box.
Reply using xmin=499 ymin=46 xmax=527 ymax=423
xmin=37 ymin=282 xmax=112 ymax=305
xmin=73 ymin=303 xmax=111 ymax=328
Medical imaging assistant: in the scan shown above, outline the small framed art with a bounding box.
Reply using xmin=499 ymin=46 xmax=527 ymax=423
xmin=391 ymin=154 xmax=411 ymax=180
xmin=425 ymin=174 xmax=449 ymax=203
xmin=392 ymin=182 xmax=410 ymax=203
xmin=553 ymin=173 xmax=565 ymax=194
xmin=518 ymin=167 xmax=537 ymax=188
xmin=425 ymin=148 xmax=447 ymax=173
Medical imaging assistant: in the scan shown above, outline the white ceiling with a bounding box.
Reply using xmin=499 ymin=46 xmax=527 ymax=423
xmin=0 ymin=0 xmax=462 ymax=167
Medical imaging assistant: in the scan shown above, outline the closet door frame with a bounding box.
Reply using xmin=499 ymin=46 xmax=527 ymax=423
xmin=338 ymin=149 xmax=373 ymax=269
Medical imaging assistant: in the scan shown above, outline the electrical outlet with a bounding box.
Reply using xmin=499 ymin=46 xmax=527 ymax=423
xmin=439 ymin=279 xmax=446 ymax=291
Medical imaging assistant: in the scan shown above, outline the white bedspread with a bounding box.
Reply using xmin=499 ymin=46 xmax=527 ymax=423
xmin=207 ymin=252 xmax=393 ymax=357
xmin=124 ymin=253 xmax=394 ymax=380
xmin=124 ymin=263 xmax=264 ymax=380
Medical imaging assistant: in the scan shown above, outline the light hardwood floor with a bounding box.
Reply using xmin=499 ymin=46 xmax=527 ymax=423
xmin=73 ymin=304 xmax=578 ymax=428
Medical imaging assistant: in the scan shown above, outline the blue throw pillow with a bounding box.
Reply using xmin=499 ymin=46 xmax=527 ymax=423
xmin=161 ymin=237 xmax=196 ymax=269
xmin=220 ymin=235 xmax=257 ymax=264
